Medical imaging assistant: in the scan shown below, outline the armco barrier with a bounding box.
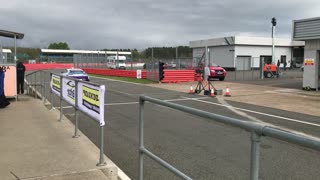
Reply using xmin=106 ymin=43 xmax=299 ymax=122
xmin=161 ymin=70 xmax=195 ymax=83
xmin=82 ymin=68 xmax=147 ymax=79
xmin=139 ymin=95 xmax=320 ymax=180
xmin=25 ymin=63 xmax=73 ymax=71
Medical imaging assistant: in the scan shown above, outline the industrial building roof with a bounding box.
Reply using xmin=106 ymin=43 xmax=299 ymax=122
xmin=41 ymin=49 xmax=131 ymax=55
xmin=0 ymin=30 xmax=24 ymax=39
xmin=190 ymin=36 xmax=305 ymax=48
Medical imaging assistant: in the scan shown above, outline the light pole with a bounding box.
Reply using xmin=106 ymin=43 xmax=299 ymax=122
xmin=208 ymin=48 xmax=210 ymax=66
xmin=271 ymin=17 xmax=277 ymax=64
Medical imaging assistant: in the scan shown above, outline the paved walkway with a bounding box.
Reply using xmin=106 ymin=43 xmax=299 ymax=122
xmin=0 ymin=95 xmax=129 ymax=180
xmin=148 ymin=81 xmax=320 ymax=117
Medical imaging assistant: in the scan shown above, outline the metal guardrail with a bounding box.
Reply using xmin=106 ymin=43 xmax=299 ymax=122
xmin=25 ymin=70 xmax=47 ymax=100
xmin=25 ymin=70 xmax=107 ymax=166
xmin=138 ymin=95 xmax=320 ymax=180
xmin=51 ymin=72 xmax=106 ymax=166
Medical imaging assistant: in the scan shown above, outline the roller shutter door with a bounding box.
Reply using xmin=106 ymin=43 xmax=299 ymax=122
xmin=236 ymin=56 xmax=251 ymax=70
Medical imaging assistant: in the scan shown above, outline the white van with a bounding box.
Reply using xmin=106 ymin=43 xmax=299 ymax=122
xmin=106 ymin=56 xmax=126 ymax=69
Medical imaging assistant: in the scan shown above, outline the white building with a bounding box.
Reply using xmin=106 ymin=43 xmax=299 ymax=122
xmin=190 ymin=36 xmax=305 ymax=70
xmin=293 ymin=17 xmax=320 ymax=90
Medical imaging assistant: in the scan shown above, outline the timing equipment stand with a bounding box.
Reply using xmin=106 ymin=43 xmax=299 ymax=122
xmin=194 ymin=70 xmax=216 ymax=95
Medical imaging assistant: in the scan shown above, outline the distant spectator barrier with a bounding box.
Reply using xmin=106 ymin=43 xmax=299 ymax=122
xmin=82 ymin=68 xmax=196 ymax=83
xmin=139 ymin=95 xmax=320 ymax=180
xmin=82 ymin=68 xmax=147 ymax=79
xmin=24 ymin=63 xmax=73 ymax=71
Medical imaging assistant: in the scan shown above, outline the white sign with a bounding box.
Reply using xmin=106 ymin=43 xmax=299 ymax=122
xmin=62 ymin=77 xmax=76 ymax=106
xmin=50 ymin=74 xmax=106 ymax=126
xmin=136 ymin=69 xmax=142 ymax=79
xmin=77 ymin=82 xmax=105 ymax=126
xmin=50 ymin=74 xmax=61 ymax=95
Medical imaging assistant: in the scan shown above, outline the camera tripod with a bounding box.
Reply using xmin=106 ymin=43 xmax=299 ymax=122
xmin=194 ymin=77 xmax=216 ymax=95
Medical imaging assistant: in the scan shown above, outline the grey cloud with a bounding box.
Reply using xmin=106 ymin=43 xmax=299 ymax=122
xmin=0 ymin=0 xmax=319 ymax=50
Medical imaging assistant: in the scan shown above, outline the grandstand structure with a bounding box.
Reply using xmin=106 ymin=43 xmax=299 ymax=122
xmin=40 ymin=49 xmax=132 ymax=63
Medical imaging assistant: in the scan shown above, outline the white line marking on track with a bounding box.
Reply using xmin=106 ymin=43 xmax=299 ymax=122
xmin=107 ymin=102 xmax=139 ymax=106
xmin=55 ymin=97 xmax=210 ymax=109
xmin=90 ymin=75 xmax=145 ymax=85
xmin=188 ymin=98 xmax=320 ymax=127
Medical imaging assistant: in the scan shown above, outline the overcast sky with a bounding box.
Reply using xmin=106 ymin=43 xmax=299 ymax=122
xmin=0 ymin=0 xmax=319 ymax=50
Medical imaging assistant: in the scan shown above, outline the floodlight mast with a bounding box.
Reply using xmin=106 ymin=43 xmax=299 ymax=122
xmin=271 ymin=17 xmax=277 ymax=64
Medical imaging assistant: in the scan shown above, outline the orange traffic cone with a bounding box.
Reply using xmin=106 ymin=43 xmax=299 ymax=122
xmin=189 ymin=85 xmax=194 ymax=94
xmin=225 ymin=86 xmax=231 ymax=97
xmin=210 ymin=88 xmax=215 ymax=97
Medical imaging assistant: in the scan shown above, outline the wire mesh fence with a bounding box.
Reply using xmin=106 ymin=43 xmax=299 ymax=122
xmin=71 ymin=52 xmax=303 ymax=81
xmin=225 ymin=57 xmax=303 ymax=81
xmin=143 ymin=58 xmax=194 ymax=81
xmin=74 ymin=54 xmax=107 ymax=69
xmin=73 ymin=53 xmax=133 ymax=70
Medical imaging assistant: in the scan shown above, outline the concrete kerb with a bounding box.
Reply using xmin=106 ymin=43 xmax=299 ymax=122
xmin=27 ymin=81 xmax=131 ymax=180
xmin=49 ymin=107 xmax=130 ymax=180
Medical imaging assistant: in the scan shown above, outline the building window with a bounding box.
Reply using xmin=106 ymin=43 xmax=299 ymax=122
xmin=260 ymin=56 xmax=272 ymax=64
xmin=281 ymin=55 xmax=286 ymax=63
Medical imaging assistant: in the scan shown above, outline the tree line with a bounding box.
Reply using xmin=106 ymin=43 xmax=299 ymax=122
xmin=4 ymin=42 xmax=192 ymax=62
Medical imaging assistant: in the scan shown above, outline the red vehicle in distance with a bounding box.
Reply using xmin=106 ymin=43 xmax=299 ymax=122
xmin=208 ymin=63 xmax=227 ymax=81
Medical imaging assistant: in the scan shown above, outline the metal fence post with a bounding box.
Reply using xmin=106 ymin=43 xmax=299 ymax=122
xmin=252 ymin=57 xmax=254 ymax=80
xmin=59 ymin=76 xmax=63 ymax=121
xmin=34 ymin=72 xmax=37 ymax=98
xmin=139 ymin=98 xmax=145 ymax=180
xmin=26 ymin=74 xmax=29 ymax=95
xmin=73 ymin=81 xmax=80 ymax=138
xmin=50 ymin=73 xmax=54 ymax=110
xmin=43 ymin=71 xmax=47 ymax=104
xmin=234 ymin=58 xmax=237 ymax=81
xmin=41 ymin=71 xmax=43 ymax=100
xmin=260 ymin=59 xmax=264 ymax=80
xmin=43 ymin=71 xmax=46 ymax=100
xmin=250 ymin=132 xmax=261 ymax=180
xmin=91 ymin=53 xmax=93 ymax=68
xmin=97 ymin=125 xmax=106 ymax=166
xmin=43 ymin=81 xmax=46 ymax=104
xmin=243 ymin=60 xmax=245 ymax=80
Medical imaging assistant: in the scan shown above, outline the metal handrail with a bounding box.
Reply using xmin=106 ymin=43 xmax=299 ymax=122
xmin=138 ymin=95 xmax=320 ymax=180
xmin=25 ymin=70 xmax=48 ymax=100
xmin=49 ymin=72 xmax=106 ymax=166
xmin=25 ymin=70 xmax=47 ymax=99
xmin=24 ymin=71 xmax=107 ymax=166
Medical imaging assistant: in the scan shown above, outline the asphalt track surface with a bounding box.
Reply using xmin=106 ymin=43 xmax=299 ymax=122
xmin=29 ymin=71 xmax=320 ymax=180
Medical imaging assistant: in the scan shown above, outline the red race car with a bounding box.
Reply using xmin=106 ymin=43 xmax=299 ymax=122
xmin=208 ymin=63 xmax=227 ymax=81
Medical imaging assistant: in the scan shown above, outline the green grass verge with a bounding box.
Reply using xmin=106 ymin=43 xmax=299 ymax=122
xmin=89 ymin=74 xmax=156 ymax=84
